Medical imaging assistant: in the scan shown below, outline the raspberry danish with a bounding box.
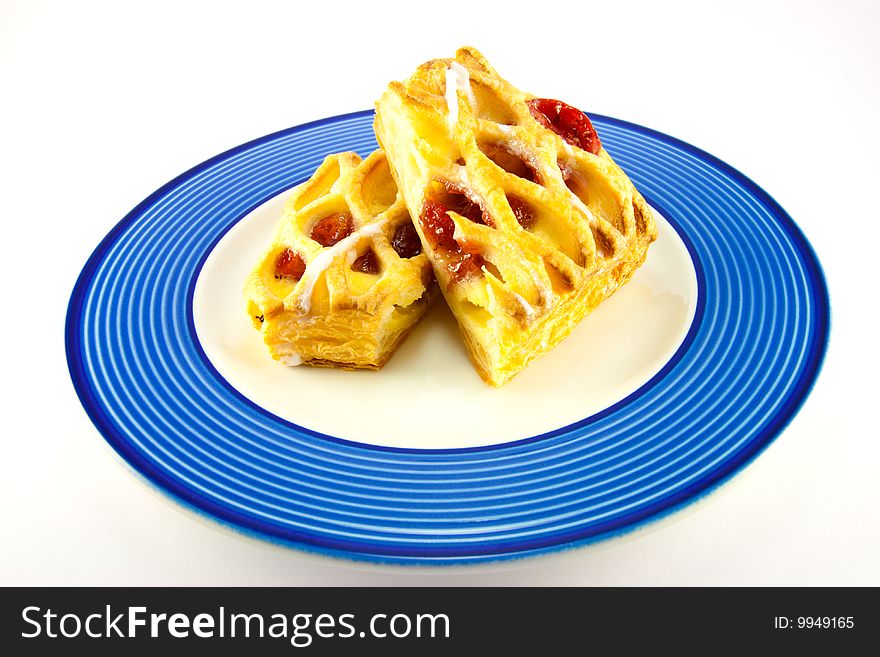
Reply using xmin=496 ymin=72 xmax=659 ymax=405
xmin=245 ymin=151 xmax=436 ymax=370
xmin=375 ymin=47 xmax=657 ymax=385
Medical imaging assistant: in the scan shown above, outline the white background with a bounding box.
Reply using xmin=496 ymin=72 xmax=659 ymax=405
xmin=2 ymin=0 xmax=878 ymax=585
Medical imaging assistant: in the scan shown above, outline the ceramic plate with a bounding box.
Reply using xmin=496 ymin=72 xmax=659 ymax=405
xmin=66 ymin=111 xmax=828 ymax=563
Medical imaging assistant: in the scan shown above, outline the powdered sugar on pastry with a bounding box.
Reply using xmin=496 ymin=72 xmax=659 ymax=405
xmin=512 ymin=291 xmax=536 ymax=320
xmin=297 ymin=221 xmax=387 ymax=313
xmin=484 ymin=273 xmax=535 ymax=321
xmin=501 ymin=137 xmax=544 ymax=180
xmin=444 ymin=62 xmax=475 ymax=128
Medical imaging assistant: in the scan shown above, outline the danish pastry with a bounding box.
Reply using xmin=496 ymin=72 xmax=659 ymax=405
xmin=374 ymin=47 xmax=657 ymax=385
xmin=244 ymin=150 xmax=435 ymax=370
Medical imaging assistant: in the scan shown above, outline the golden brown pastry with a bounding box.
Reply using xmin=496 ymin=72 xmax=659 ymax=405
xmin=374 ymin=47 xmax=657 ymax=386
xmin=244 ymin=150 xmax=435 ymax=370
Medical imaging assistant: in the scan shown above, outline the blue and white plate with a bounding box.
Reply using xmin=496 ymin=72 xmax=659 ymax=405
xmin=66 ymin=111 xmax=828 ymax=563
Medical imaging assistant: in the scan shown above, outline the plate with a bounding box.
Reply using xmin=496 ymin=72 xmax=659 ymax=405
xmin=66 ymin=111 xmax=829 ymax=563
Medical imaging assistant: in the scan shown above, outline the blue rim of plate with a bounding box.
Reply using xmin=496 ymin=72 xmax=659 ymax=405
xmin=65 ymin=110 xmax=829 ymax=564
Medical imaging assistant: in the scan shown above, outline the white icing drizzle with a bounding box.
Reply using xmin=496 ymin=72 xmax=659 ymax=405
xmin=530 ymin=268 xmax=553 ymax=310
xmin=512 ymin=291 xmax=536 ymax=319
xmin=501 ymin=137 xmax=543 ymax=179
xmin=568 ymin=187 xmax=606 ymax=258
xmin=280 ymin=353 xmax=302 ymax=367
xmin=552 ymin=158 xmax=606 ymax=258
xmin=568 ymin=186 xmax=596 ymax=225
xmin=555 ymin=163 xmax=601 ymax=246
xmin=501 ymin=136 xmax=528 ymax=159
xmin=444 ymin=61 xmax=474 ymax=128
xmin=483 ymin=267 xmax=536 ymax=321
xmin=297 ymin=220 xmax=387 ymax=313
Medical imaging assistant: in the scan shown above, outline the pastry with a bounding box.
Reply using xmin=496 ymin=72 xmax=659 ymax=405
xmin=244 ymin=150 xmax=435 ymax=370
xmin=374 ymin=47 xmax=657 ymax=386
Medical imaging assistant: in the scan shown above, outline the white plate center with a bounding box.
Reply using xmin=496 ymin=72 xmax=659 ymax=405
xmin=193 ymin=190 xmax=698 ymax=449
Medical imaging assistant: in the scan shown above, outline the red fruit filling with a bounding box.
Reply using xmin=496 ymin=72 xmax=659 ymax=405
xmin=274 ymin=248 xmax=306 ymax=280
xmin=392 ymin=222 xmax=422 ymax=258
xmin=442 ymin=183 xmax=493 ymax=227
xmin=310 ymin=212 xmax=353 ymax=247
xmin=508 ymin=195 xmax=536 ymax=230
xmin=420 ymin=200 xmax=484 ymax=285
xmin=351 ymin=249 xmax=379 ymax=274
xmin=527 ymin=98 xmax=601 ymax=154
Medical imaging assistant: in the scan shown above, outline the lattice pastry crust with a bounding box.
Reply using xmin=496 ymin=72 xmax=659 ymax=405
xmin=375 ymin=47 xmax=657 ymax=386
xmin=244 ymin=150 xmax=436 ymax=370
